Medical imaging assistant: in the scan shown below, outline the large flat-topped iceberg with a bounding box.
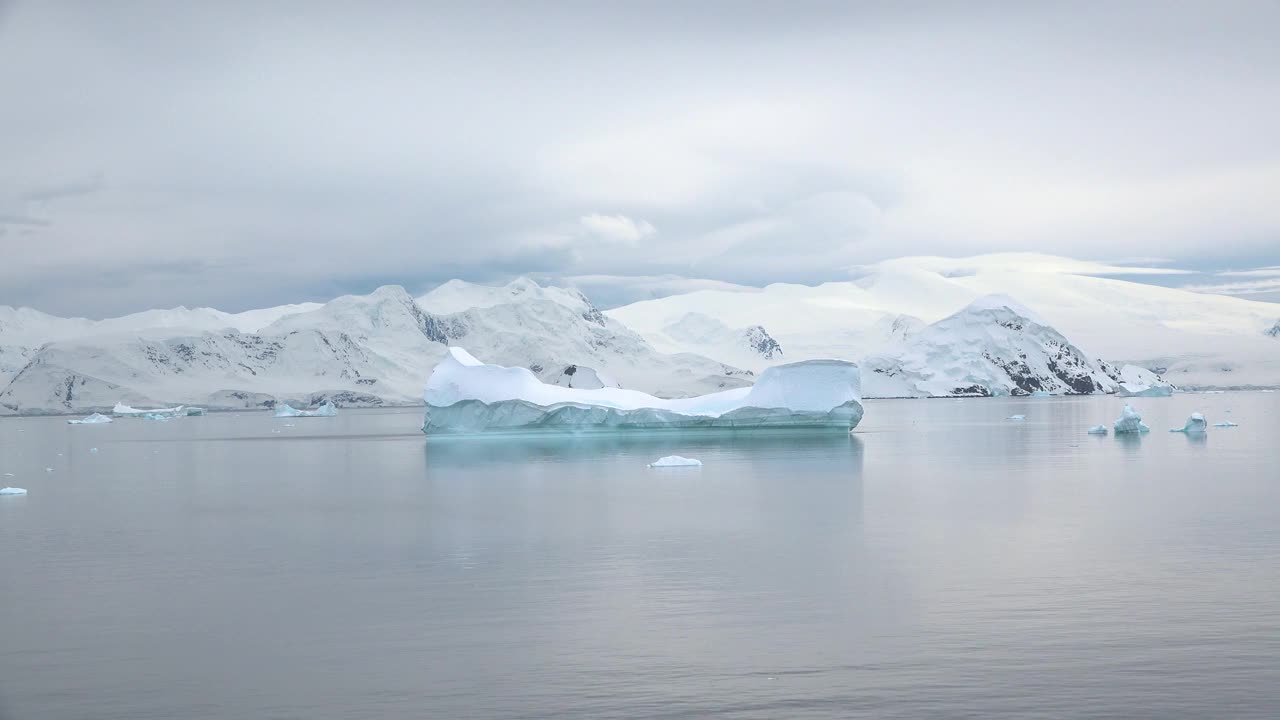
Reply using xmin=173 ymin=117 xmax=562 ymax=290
xmin=423 ymin=348 xmax=864 ymax=435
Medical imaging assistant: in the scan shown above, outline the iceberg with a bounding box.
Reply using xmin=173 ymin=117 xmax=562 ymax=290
xmin=142 ymin=413 xmax=173 ymax=421
xmin=648 ymin=455 xmax=702 ymax=468
xmin=1115 ymin=365 xmax=1175 ymax=397
xmin=423 ymin=347 xmax=864 ymax=435
xmin=1007 ymin=414 xmax=1026 ymax=421
xmin=1087 ymin=425 xmax=1108 ymax=435
xmin=67 ymin=413 xmax=113 ymax=424
xmin=274 ymin=401 xmax=338 ymax=418
xmin=184 ymin=407 xmax=208 ymax=416
xmin=1030 ymin=391 xmax=1052 ymax=398
xmin=1171 ymin=412 xmax=1208 ymax=433
xmin=1113 ymin=403 xmax=1150 ymax=434
xmin=0 ymin=487 xmax=27 ymax=496
xmin=1117 ymin=383 xmax=1174 ymax=398
xmin=1213 ymin=420 xmax=1238 ymax=427
xmin=113 ymin=402 xmax=184 ymax=418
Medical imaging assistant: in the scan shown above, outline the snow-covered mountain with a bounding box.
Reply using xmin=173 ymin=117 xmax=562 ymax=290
xmin=608 ymin=253 xmax=1280 ymax=389
xmin=862 ymin=296 xmax=1117 ymax=397
xmin=637 ymin=312 xmax=785 ymax=372
xmin=0 ymin=280 xmax=748 ymax=415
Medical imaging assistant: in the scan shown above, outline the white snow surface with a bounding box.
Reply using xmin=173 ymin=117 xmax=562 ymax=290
xmin=648 ymin=456 xmax=703 ymax=468
xmin=608 ymin=253 xmax=1280 ymax=389
xmin=1114 ymin=403 xmax=1151 ymax=434
xmin=423 ymin=347 xmax=863 ymax=434
xmin=67 ymin=413 xmax=113 ymax=424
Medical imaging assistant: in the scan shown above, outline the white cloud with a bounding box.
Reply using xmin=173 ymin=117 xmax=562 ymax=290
xmin=578 ymin=214 xmax=656 ymax=244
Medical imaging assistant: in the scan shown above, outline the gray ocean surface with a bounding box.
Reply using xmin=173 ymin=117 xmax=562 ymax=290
xmin=1 ymin=394 xmax=1278 ymax=719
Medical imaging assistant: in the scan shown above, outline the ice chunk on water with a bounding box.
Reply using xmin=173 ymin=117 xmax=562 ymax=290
xmin=1113 ymin=403 xmax=1150 ymax=434
xmin=1171 ymin=412 xmax=1208 ymax=433
xmin=1087 ymin=425 xmax=1108 ymax=435
xmin=1030 ymin=391 xmax=1051 ymax=398
xmin=68 ymin=413 xmax=113 ymax=424
xmin=274 ymin=401 xmax=338 ymax=418
xmin=422 ymin=347 xmax=864 ymax=435
xmin=114 ymin=403 xmax=184 ymax=418
xmin=142 ymin=413 xmax=173 ymax=421
xmin=1007 ymin=414 xmax=1027 ymax=421
xmin=185 ymin=407 xmax=207 ymax=416
xmin=648 ymin=455 xmax=703 ymax=468
xmin=89 ymin=447 xmax=99 ymax=454
xmin=0 ymin=487 xmax=27 ymax=496
xmin=1213 ymin=420 xmax=1238 ymax=427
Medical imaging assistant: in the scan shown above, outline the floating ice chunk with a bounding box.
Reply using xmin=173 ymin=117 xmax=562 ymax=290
xmin=114 ymin=402 xmax=184 ymax=418
xmin=648 ymin=455 xmax=703 ymax=468
xmin=423 ymin=347 xmax=864 ymax=435
xmin=1030 ymin=391 xmax=1051 ymax=398
xmin=142 ymin=413 xmax=173 ymax=421
xmin=0 ymin=487 xmax=27 ymax=496
xmin=1117 ymin=383 xmax=1173 ymax=398
xmin=67 ymin=413 xmax=113 ymax=425
xmin=274 ymin=401 xmax=338 ymax=418
xmin=89 ymin=447 xmax=99 ymax=454
xmin=1087 ymin=425 xmax=1108 ymax=435
xmin=1115 ymin=365 xmax=1175 ymax=397
xmin=1007 ymin=414 xmax=1027 ymax=421
xmin=1113 ymin=403 xmax=1150 ymax=434
xmin=44 ymin=467 xmax=53 ymax=473
xmin=1171 ymin=412 xmax=1208 ymax=433
xmin=1213 ymin=420 xmax=1238 ymax=427
xmin=2 ymin=472 xmax=13 ymax=476
xmin=184 ymin=407 xmax=208 ymax=416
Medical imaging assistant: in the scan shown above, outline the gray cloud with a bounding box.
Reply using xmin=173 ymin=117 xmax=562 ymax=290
xmin=1 ymin=0 xmax=1278 ymax=316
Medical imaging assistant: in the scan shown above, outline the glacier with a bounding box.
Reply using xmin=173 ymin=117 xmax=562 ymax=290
xmin=67 ymin=413 xmax=113 ymax=424
xmin=648 ymin=455 xmax=703 ymax=468
xmin=1114 ymin=403 xmax=1151 ymax=434
xmin=1171 ymin=412 xmax=1208 ymax=433
xmin=274 ymin=401 xmax=338 ymax=418
xmin=422 ymin=348 xmax=864 ymax=435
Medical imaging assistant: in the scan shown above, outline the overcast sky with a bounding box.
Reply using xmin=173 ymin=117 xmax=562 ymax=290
xmin=2 ymin=1 xmax=1278 ymax=316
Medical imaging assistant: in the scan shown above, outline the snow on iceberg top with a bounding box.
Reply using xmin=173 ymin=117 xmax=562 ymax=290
xmin=426 ymin=347 xmax=860 ymax=417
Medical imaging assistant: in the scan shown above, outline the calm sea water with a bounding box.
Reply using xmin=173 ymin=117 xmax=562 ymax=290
xmin=2 ymin=394 xmax=1278 ymax=719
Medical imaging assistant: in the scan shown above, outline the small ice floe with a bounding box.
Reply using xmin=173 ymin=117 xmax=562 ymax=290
xmin=648 ymin=455 xmax=702 ymax=468
xmin=1113 ymin=403 xmax=1150 ymax=434
xmin=1170 ymin=412 xmax=1208 ymax=433
xmin=1087 ymin=425 xmax=1108 ymax=435
xmin=1213 ymin=420 xmax=1238 ymax=427
xmin=67 ymin=413 xmax=113 ymax=425
xmin=0 ymin=487 xmax=27 ymax=496
xmin=1030 ymin=391 xmax=1051 ymax=398
xmin=114 ymin=402 xmax=184 ymax=418
xmin=185 ymin=407 xmax=208 ymax=416
xmin=142 ymin=413 xmax=173 ymax=421
xmin=274 ymin=401 xmax=337 ymax=418
xmin=1007 ymin=414 xmax=1027 ymax=421
xmin=3 ymin=472 xmax=13 ymax=477
xmin=45 ymin=467 xmax=53 ymax=473
xmin=89 ymin=447 xmax=99 ymax=454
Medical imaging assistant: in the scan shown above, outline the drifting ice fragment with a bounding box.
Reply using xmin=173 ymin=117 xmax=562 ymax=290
xmin=1087 ymin=425 xmax=1108 ymax=435
xmin=648 ymin=455 xmax=703 ymax=468
xmin=422 ymin=347 xmax=864 ymax=435
xmin=0 ymin=487 xmax=27 ymax=496
xmin=1030 ymin=391 xmax=1051 ymax=398
xmin=113 ymin=402 xmax=184 ymax=417
xmin=90 ymin=447 xmax=99 ymax=454
xmin=1171 ymin=413 xmax=1208 ymax=433
xmin=142 ymin=413 xmax=172 ymax=421
xmin=1007 ymin=414 xmax=1026 ymax=421
xmin=67 ymin=413 xmax=113 ymax=425
xmin=1213 ymin=420 xmax=1238 ymax=427
xmin=274 ymin=401 xmax=338 ymax=418
xmin=1113 ymin=404 xmax=1150 ymax=434
xmin=185 ymin=407 xmax=208 ymax=416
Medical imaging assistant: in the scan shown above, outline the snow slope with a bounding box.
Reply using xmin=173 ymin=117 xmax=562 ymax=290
xmin=608 ymin=253 xmax=1280 ymax=389
xmin=0 ymin=280 xmax=748 ymax=414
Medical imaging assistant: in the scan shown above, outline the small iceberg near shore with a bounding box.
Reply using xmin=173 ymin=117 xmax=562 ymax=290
xmin=1171 ymin=413 xmax=1208 ymax=433
xmin=1114 ymin=403 xmax=1150 ymax=434
xmin=1087 ymin=425 xmax=1108 ymax=435
xmin=422 ymin=347 xmax=864 ymax=435
xmin=1030 ymin=391 xmax=1051 ymax=398
xmin=114 ymin=402 xmax=184 ymax=418
xmin=0 ymin=487 xmax=27 ymax=496
xmin=68 ymin=413 xmax=113 ymax=425
xmin=275 ymin=401 xmax=338 ymax=418
xmin=184 ymin=407 xmax=207 ymax=416
xmin=648 ymin=455 xmax=702 ymax=468
xmin=1007 ymin=414 xmax=1026 ymax=421
xmin=1213 ymin=420 xmax=1238 ymax=427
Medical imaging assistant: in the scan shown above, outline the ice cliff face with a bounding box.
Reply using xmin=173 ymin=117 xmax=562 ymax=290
xmin=0 ymin=280 xmax=748 ymax=414
xmin=862 ymin=296 xmax=1118 ymax=398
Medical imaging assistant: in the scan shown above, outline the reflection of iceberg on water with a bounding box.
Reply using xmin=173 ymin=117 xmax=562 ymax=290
xmin=274 ymin=401 xmax=338 ymax=418
xmin=68 ymin=413 xmax=113 ymax=425
xmin=1113 ymin=403 xmax=1150 ymax=434
xmin=422 ymin=347 xmax=864 ymax=435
